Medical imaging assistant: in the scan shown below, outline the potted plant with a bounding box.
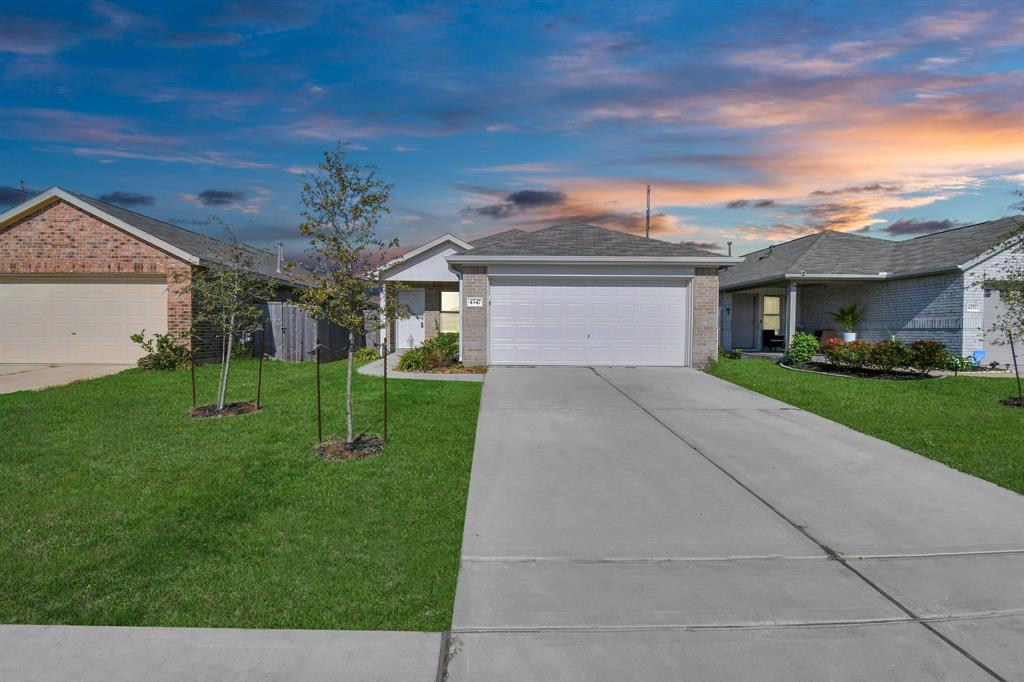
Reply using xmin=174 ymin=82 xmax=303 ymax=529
xmin=830 ymin=303 xmax=865 ymax=342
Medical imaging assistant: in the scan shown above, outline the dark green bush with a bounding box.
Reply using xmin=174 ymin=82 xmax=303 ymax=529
xmin=396 ymin=332 xmax=460 ymax=371
xmin=907 ymin=340 xmax=949 ymax=373
xmin=354 ymin=347 xmax=380 ymax=362
xmin=867 ymin=339 xmax=908 ymax=372
xmin=842 ymin=340 xmax=872 ymax=368
xmin=396 ymin=347 xmax=427 ymax=371
xmin=787 ymin=332 xmax=819 ymax=364
xmin=232 ymin=340 xmax=253 ymax=360
xmin=130 ymin=330 xmax=191 ymax=371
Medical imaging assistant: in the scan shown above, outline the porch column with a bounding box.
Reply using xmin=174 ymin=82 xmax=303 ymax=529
xmin=785 ymin=280 xmax=798 ymax=349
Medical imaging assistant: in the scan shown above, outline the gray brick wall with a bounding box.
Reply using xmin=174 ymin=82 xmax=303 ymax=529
xmin=462 ymin=267 xmax=488 ymax=365
xmin=963 ymin=246 xmax=1022 ymax=355
xmin=796 ymin=274 xmax=966 ymax=353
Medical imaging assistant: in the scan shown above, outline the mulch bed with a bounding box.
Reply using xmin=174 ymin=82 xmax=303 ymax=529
xmin=188 ymin=402 xmax=260 ymax=418
xmin=314 ymin=434 xmax=385 ymax=462
xmin=785 ymin=361 xmax=935 ymax=381
xmin=1000 ymin=397 xmax=1024 ymax=408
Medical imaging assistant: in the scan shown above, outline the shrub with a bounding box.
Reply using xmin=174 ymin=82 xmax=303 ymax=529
xmin=130 ymin=330 xmax=190 ymax=371
xmin=396 ymin=347 xmax=427 ymax=371
xmin=821 ymin=338 xmax=845 ymax=365
xmin=867 ymin=339 xmax=908 ymax=372
xmin=946 ymin=355 xmax=974 ymax=373
xmin=841 ymin=340 xmax=872 ymax=368
xmin=907 ymin=340 xmax=948 ymax=374
xmin=396 ymin=332 xmax=460 ymax=371
xmin=354 ymin=347 xmax=380 ymax=362
xmin=787 ymin=332 xmax=819 ymax=364
xmin=232 ymin=340 xmax=253 ymax=360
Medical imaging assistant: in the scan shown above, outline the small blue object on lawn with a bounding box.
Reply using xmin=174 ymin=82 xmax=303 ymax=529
xmin=972 ymin=350 xmax=985 ymax=366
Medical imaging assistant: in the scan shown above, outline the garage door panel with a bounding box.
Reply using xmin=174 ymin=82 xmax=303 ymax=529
xmin=0 ymin=277 xmax=168 ymax=364
xmin=490 ymin=277 xmax=688 ymax=367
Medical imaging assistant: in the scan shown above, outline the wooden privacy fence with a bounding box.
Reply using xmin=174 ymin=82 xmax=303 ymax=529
xmin=261 ymin=302 xmax=350 ymax=362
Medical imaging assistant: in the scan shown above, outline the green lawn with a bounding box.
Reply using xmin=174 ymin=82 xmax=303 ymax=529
xmin=708 ymin=357 xmax=1023 ymax=494
xmin=0 ymin=359 xmax=482 ymax=631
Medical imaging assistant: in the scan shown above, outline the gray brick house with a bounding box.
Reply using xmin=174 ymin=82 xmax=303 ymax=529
xmin=380 ymin=223 xmax=739 ymax=367
xmin=719 ymin=216 xmax=1023 ymax=367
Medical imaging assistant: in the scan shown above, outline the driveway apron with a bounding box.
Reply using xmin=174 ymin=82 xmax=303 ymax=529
xmin=447 ymin=366 xmax=1024 ymax=682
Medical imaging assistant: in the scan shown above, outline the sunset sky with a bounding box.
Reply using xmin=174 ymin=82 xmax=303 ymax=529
xmin=1 ymin=1 xmax=1022 ymax=258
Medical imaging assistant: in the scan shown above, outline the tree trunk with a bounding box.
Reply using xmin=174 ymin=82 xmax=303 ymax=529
xmin=218 ymin=315 xmax=235 ymax=411
xmin=346 ymin=341 xmax=354 ymax=443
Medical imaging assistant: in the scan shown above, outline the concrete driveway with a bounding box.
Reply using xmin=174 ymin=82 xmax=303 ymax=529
xmin=0 ymin=363 xmax=130 ymax=394
xmin=447 ymin=367 xmax=1024 ymax=681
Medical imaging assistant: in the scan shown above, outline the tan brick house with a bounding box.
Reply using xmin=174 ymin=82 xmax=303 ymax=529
xmin=0 ymin=187 xmax=301 ymax=364
xmin=380 ymin=223 xmax=739 ymax=368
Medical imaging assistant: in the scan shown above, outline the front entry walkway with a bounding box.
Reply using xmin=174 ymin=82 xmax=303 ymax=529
xmin=446 ymin=367 xmax=1023 ymax=681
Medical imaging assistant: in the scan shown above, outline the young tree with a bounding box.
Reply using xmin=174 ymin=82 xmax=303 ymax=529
xmin=189 ymin=220 xmax=279 ymax=411
xmin=297 ymin=143 xmax=397 ymax=444
xmin=986 ymin=220 xmax=1024 ymax=398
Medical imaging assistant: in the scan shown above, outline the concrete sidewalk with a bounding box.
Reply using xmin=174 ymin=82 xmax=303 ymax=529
xmin=446 ymin=366 xmax=1024 ymax=681
xmin=0 ymin=625 xmax=442 ymax=682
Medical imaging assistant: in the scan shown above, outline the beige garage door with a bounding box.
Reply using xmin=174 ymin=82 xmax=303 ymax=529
xmin=0 ymin=277 xmax=168 ymax=363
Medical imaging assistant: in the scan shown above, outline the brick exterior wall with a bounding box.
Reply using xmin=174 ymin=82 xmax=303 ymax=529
xmin=963 ymin=247 xmax=1022 ymax=357
xmin=461 ymin=267 xmax=488 ymax=365
xmin=691 ymin=268 xmax=720 ymax=368
xmin=797 ymin=274 xmax=967 ymax=353
xmin=0 ymin=199 xmax=194 ymax=345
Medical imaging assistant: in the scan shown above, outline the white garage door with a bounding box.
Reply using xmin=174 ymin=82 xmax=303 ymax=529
xmin=0 ymin=277 xmax=169 ymax=364
xmin=490 ymin=278 xmax=689 ymax=366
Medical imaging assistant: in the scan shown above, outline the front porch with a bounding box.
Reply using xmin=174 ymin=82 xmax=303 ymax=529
xmin=721 ymin=281 xmax=859 ymax=353
xmin=384 ymin=282 xmax=461 ymax=352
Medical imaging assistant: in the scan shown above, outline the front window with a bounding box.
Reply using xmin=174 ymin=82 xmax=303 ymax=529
xmin=762 ymin=295 xmax=781 ymax=334
xmin=440 ymin=291 xmax=460 ymax=333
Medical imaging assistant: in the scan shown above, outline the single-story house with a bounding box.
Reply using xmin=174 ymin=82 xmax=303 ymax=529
xmin=719 ymin=216 xmax=1023 ymax=367
xmin=0 ymin=186 xmax=302 ymax=364
xmin=380 ymin=222 xmax=740 ymax=367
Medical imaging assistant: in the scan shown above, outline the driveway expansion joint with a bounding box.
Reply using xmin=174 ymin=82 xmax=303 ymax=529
xmin=591 ymin=367 xmax=1011 ymax=682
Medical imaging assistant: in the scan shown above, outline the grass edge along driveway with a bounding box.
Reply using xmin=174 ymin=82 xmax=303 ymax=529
xmin=708 ymin=357 xmax=1022 ymax=494
xmin=0 ymin=359 xmax=482 ymax=631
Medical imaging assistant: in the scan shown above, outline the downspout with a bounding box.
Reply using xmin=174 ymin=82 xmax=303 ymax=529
xmin=447 ymin=260 xmax=465 ymax=363
xmin=457 ymin=272 xmax=464 ymax=362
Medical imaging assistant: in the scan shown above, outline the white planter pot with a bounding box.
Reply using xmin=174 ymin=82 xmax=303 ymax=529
xmin=842 ymin=332 xmax=857 ymax=342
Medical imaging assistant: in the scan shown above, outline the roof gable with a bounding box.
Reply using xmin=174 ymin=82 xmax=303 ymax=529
xmin=0 ymin=187 xmax=303 ymax=282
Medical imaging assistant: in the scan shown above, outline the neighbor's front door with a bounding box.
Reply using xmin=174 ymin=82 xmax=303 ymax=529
xmin=396 ymin=288 xmax=426 ymax=349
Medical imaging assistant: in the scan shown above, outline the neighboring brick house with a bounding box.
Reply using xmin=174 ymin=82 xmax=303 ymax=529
xmin=0 ymin=186 xmax=302 ymax=364
xmin=719 ymin=216 xmax=1023 ymax=367
xmin=380 ymin=223 xmax=739 ymax=368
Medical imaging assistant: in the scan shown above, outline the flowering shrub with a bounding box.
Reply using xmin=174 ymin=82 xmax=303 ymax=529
xmin=820 ymin=337 xmax=947 ymax=373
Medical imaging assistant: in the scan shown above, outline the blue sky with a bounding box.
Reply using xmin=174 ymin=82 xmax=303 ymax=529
xmin=1 ymin=0 xmax=1022 ymax=258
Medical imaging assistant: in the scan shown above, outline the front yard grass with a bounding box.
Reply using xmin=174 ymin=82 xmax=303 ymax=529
xmin=709 ymin=357 xmax=1022 ymax=494
xmin=0 ymin=359 xmax=482 ymax=631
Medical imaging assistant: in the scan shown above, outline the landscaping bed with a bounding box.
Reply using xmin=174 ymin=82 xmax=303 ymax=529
xmin=0 ymin=359 xmax=482 ymax=631
xmin=782 ymin=361 xmax=936 ymax=381
xmin=709 ymin=357 xmax=1023 ymax=494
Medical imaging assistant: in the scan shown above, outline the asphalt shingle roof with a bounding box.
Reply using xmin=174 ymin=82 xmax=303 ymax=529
xmin=71 ymin=192 xmax=306 ymax=282
xmin=464 ymin=222 xmax=721 ymax=257
xmin=720 ymin=216 xmax=1021 ymax=290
